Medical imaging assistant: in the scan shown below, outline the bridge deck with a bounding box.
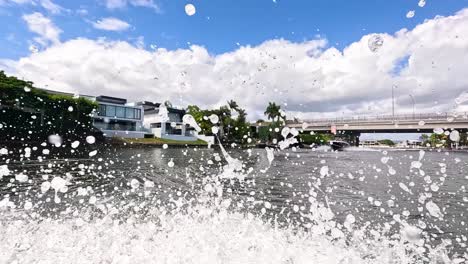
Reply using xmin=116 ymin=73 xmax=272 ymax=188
xmin=288 ymin=112 xmax=468 ymax=133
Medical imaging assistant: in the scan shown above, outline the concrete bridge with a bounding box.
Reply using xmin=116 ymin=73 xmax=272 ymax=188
xmin=287 ymin=112 xmax=468 ymax=145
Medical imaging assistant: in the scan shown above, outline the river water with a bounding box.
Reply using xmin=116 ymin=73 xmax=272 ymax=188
xmin=0 ymin=144 xmax=467 ymax=263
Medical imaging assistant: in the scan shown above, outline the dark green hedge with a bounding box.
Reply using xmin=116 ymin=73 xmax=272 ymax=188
xmin=299 ymin=133 xmax=332 ymax=145
xmin=0 ymin=71 xmax=101 ymax=142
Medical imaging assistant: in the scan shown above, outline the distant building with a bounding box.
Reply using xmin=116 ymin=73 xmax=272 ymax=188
xmin=359 ymin=140 xmax=379 ymax=147
xmin=137 ymin=101 xmax=198 ymax=141
xmin=395 ymin=140 xmax=423 ymax=148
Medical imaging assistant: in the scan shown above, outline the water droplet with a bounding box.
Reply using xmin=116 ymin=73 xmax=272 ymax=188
xmin=293 ymin=205 xmax=299 ymax=212
xmin=368 ymin=34 xmax=384 ymax=52
xmin=418 ymin=120 xmax=425 ymax=126
xmin=15 ymin=173 xmax=28 ymax=182
xmin=29 ymin=44 xmax=39 ymax=53
xmin=48 ymin=134 xmax=62 ymax=147
xmin=406 ymin=10 xmax=415 ymax=18
xmin=426 ymin=200 xmax=443 ymax=218
xmin=209 ymin=114 xmax=219 ymax=124
xmin=281 ymin=127 xmax=290 ymax=138
xmin=24 ymin=87 xmax=31 ymax=92
xmin=24 ymin=201 xmax=33 ymax=210
xmin=168 ymin=159 xmax=175 ymax=168
xmin=433 ymin=128 xmax=444 ymax=135
xmin=71 ymin=141 xmax=80 ymax=149
xmin=130 ymin=179 xmax=140 ymax=189
xmin=41 ymin=181 xmax=51 ymax=193
xmin=418 ymin=0 xmax=426 ymax=7
xmin=51 ymin=177 xmax=68 ymax=193
xmin=211 ymin=126 xmax=219 ymax=134
xmin=86 ymin=136 xmax=96 ymax=144
xmin=183 ymin=114 xmax=202 ymax=132
xmin=449 ymin=130 xmax=460 ymax=142
xmin=68 ymin=106 xmax=73 ymax=112
xmin=320 ymin=166 xmax=329 ymax=176
xmin=162 ymin=144 xmax=168 ymax=149
xmin=144 ymin=180 xmax=154 ymax=188
xmin=89 ymin=196 xmax=97 ymax=204
xmin=88 ymin=150 xmax=97 ymax=157
xmin=381 ymin=156 xmax=390 ymax=164
xmin=185 ymin=4 xmax=196 ymax=16
xmin=454 ymin=91 xmax=468 ymax=105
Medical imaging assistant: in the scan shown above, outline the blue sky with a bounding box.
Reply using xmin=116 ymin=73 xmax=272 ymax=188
xmin=2 ymin=0 xmax=468 ymax=142
xmin=1 ymin=0 xmax=468 ymax=59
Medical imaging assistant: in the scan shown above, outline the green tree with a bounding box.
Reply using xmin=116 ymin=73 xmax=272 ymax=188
xmin=186 ymin=102 xmax=251 ymax=144
xmin=378 ymin=139 xmax=395 ymax=146
xmin=264 ymin=102 xmax=282 ymax=122
xmin=0 ymin=71 xmax=99 ymax=142
xmin=299 ymin=133 xmax=333 ymax=145
xmin=227 ymin=100 xmax=239 ymax=111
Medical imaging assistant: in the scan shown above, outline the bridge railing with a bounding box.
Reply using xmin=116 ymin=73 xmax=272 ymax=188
xmin=296 ymin=112 xmax=468 ymax=125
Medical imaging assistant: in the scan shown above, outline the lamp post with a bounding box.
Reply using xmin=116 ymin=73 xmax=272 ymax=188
xmin=392 ymin=85 xmax=396 ymax=120
xmin=409 ymin=94 xmax=415 ymax=119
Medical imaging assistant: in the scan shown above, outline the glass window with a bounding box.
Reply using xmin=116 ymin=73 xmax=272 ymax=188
xmin=106 ymin=105 xmax=116 ymax=117
xmin=97 ymin=104 xmax=106 ymax=116
xmin=116 ymin=107 xmax=125 ymax=118
xmin=125 ymin=108 xmax=134 ymax=119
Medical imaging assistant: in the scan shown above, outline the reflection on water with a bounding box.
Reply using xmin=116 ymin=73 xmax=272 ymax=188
xmin=1 ymin=145 xmax=467 ymax=263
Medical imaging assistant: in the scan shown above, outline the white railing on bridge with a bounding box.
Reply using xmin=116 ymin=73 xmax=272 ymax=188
xmin=293 ymin=112 xmax=468 ymax=125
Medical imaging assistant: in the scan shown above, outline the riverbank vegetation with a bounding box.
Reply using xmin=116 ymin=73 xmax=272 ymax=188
xmin=0 ymin=71 xmax=101 ymax=143
xmin=421 ymin=133 xmax=467 ymax=148
xmin=1 ymin=72 xmax=333 ymax=147
xmin=377 ymin=139 xmax=395 ymax=146
xmin=186 ymin=100 xmax=250 ymax=144
xmin=299 ymin=133 xmax=333 ymax=145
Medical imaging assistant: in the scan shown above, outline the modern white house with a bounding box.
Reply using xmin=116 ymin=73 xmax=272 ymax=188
xmin=93 ymin=96 xmax=146 ymax=138
xmin=38 ymin=88 xmax=208 ymax=141
xmin=38 ymin=89 xmax=147 ymax=138
xmin=137 ymin=101 xmax=198 ymax=141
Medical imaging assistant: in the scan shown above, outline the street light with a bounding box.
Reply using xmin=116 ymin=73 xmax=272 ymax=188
xmin=409 ymin=94 xmax=415 ymax=119
xmin=392 ymin=85 xmax=396 ymax=120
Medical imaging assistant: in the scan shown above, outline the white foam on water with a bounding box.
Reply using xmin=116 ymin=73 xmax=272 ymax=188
xmin=0 ymin=198 xmax=459 ymax=264
xmin=216 ymin=137 xmax=246 ymax=180
xmin=345 ymin=147 xmax=380 ymax=152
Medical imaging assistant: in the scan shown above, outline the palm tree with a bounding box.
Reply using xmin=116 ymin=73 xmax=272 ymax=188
xmin=237 ymin=108 xmax=247 ymax=123
xmin=227 ymin=100 xmax=239 ymax=111
xmin=264 ymin=102 xmax=281 ymax=122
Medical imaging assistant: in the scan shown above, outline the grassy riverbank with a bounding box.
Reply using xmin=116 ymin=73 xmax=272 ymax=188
xmin=118 ymin=137 xmax=208 ymax=146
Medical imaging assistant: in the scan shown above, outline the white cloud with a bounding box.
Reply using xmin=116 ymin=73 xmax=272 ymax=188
xmin=39 ymin=0 xmax=63 ymax=14
xmin=92 ymin=17 xmax=130 ymax=31
xmin=5 ymin=9 xmax=468 ymax=120
xmin=105 ymin=0 xmax=125 ymax=9
xmin=1 ymin=0 xmax=65 ymax=14
xmin=76 ymin=8 xmax=88 ymax=16
xmin=2 ymin=0 xmax=34 ymax=4
xmin=105 ymin=0 xmax=160 ymax=12
xmin=22 ymin=12 xmax=61 ymax=46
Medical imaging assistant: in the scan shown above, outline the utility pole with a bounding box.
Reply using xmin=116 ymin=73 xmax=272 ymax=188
xmin=409 ymin=94 xmax=415 ymax=119
xmin=392 ymin=85 xmax=396 ymax=120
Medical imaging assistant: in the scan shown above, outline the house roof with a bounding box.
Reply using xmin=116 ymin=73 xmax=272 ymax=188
xmin=96 ymin=96 xmax=127 ymax=105
xmin=167 ymin=107 xmax=185 ymax=115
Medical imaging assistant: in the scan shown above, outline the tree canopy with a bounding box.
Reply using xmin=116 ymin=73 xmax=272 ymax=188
xmin=186 ymin=99 xmax=251 ymax=144
xmin=0 ymin=71 xmax=100 ymax=142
